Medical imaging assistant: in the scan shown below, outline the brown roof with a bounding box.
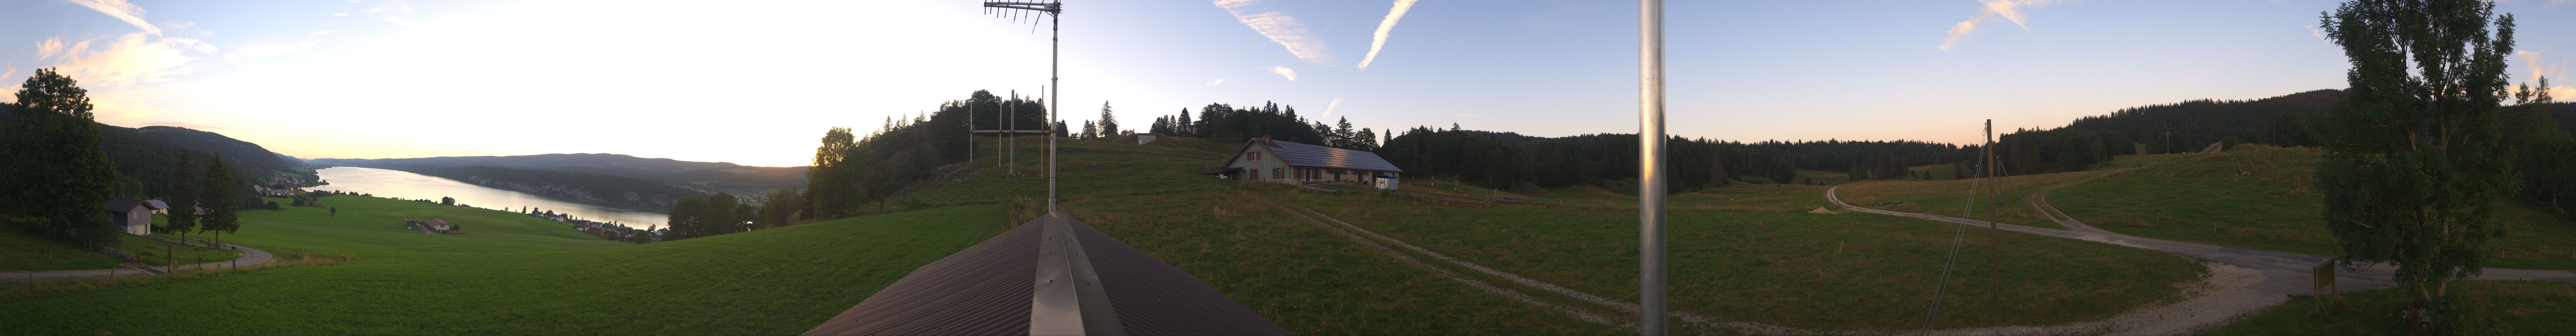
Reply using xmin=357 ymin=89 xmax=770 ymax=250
xmin=425 ymin=219 xmax=449 ymax=227
xmin=803 ymin=215 xmax=1292 ymax=336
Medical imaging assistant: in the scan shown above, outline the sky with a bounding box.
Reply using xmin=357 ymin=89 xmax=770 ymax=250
xmin=2 ymin=0 xmax=2570 ymax=168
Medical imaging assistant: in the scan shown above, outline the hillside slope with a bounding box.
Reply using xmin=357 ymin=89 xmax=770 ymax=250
xmin=0 ymin=205 xmax=1003 ymax=335
xmin=2047 ymin=145 xmax=2576 ymax=269
xmin=311 ymin=153 xmax=806 ymax=193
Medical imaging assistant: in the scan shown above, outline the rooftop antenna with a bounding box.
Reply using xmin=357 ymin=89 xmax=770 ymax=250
xmin=980 ymin=0 xmax=1063 ymax=214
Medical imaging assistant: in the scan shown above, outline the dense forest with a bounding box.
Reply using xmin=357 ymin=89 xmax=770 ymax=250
xmin=382 ymin=165 xmax=707 ymax=209
xmin=0 ymin=104 xmax=268 ymax=210
xmin=1373 ymin=126 xmax=1971 ymax=191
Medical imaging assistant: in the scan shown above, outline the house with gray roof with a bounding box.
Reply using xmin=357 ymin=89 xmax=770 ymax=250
xmin=1201 ymin=137 xmax=1401 ymax=186
xmin=103 ymin=198 xmax=163 ymax=235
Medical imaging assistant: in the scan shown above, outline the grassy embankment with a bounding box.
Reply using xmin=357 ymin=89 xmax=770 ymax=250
xmin=2047 ymin=145 xmax=2576 ymax=269
xmin=1 ymin=225 xmax=241 ymax=270
xmin=2207 ymin=281 xmax=2576 ymax=335
xmin=1276 ymin=182 xmax=2203 ymax=331
xmin=0 ymin=204 xmax=1003 ymax=335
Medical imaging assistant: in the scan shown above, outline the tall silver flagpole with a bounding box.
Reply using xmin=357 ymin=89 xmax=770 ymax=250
xmin=1637 ymin=0 xmax=1667 ymax=335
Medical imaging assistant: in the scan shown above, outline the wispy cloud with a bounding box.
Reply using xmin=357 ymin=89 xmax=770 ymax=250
xmin=36 ymin=34 xmax=210 ymax=88
xmin=223 ymin=41 xmax=316 ymax=69
xmin=67 ymin=0 xmax=160 ymax=35
xmin=1938 ymin=0 xmax=2055 ymax=51
xmin=1358 ymin=0 xmax=1419 ymax=70
xmin=2519 ymin=50 xmax=2574 ymax=99
xmin=1323 ymin=96 xmax=1343 ymax=117
xmin=1216 ymin=0 xmax=1335 ymax=65
xmin=2305 ymin=24 xmax=2328 ymax=43
xmin=1205 ymin=78 xmax=1227 ymax=85
xmin=1269 ymin=66 xmax=1297 ymax=81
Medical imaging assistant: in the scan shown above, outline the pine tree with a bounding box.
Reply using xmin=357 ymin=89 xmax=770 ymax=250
xmin=1097 ymin=101 xmax=1119 ymax=136
xmin=2316 ymin=1 xmax=2518 ymax=331
xmin=1081 ymin=120 xmax=1097 ymax=139
xmin=198 ymin=153 xmax=241 ymax=247
xmin=166 ymin=152 xmax=201 ymax=242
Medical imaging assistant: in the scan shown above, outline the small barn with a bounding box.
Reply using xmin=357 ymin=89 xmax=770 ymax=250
xmin=1201 ymin=137 xmax=1401 ymax=186
xmin=406 ymin=219 xmax=454 ymax=233
xmin=102 ymin=198 xmax=162 ymax=235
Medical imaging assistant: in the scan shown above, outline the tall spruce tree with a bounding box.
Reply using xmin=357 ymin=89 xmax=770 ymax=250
xmin=1097 ymin=101 xmax=1119 ymax=136
xmin=2316 ymin=0 xmax=2518 ymax=331
xmin=2 ymin=68 xmax=120 ymax=247
xmin=198 ymin=153 xmax=242 ymax=247
xmin=166 ymin=152 xmax=200 ymax=243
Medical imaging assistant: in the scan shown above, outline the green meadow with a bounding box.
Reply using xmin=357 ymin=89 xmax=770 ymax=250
xmin=249 ymin=195 xmax=619 ymax=244
xmin=2208 ymin=281 xmax=2576 ymax=335
xmin=0 ymin=205 xmax=1001 ymax=335
xmin=2046 ymin=145 xmax=2576 ymax=269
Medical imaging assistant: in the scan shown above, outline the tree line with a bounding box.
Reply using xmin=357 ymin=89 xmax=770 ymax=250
xmin=1146 ymin=101 xmax=1382 ymax=152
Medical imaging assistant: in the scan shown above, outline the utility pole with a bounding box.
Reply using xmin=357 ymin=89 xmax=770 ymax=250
xmin=1985 ymin=120 xmax=2001 ymax=298
xmin=1636 ymin=0 xmax=1668 ymax=334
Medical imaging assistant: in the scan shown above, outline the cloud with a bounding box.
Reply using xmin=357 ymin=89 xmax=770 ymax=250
xmin=1216 ymin=0 xmax=1335 ymax=65
xmin=1268 ymin=66 xmax=1297 ymax=81
xmin=31 ymin=33 xmax=210 ymax=88
xmin=222 ymin=41 xmax=317 ymax=69
xmin=2519 ymin=50 xmax=2574 ymax=99
xmin=2306 ymin=24 xmax=2328 ymax=43
xmin=1358 ymin=0 xmax=1419 ymax=70
xmin=333 ymin=12 xmax=349 ymax=16
xmin=311 ymin=31 xmax=335 ymax=36
xmin=1205 ymin=78 xmax=1227 ymax=85
xmin=1323 ymin=96 xmax=1343 ymax=117
xmin=1938 ymin=0 xmax=2055 ymax=51
xmin=68 ymin=0 xmax=160 ymax=35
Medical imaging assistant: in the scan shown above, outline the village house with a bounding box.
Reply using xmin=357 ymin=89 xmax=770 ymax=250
xmin=102 ymin=198 xmax=164 ymax=235
xmin=1200 ymin=137 xmax=1402 ymax=188
xmin=404 ymin=219 xmax=453 ymax=234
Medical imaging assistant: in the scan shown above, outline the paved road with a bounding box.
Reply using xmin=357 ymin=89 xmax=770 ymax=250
xmin=0 ymin=235 xmax=276 ymax=282
xmin=1825 ymin=187 xmax=2576 ymax=295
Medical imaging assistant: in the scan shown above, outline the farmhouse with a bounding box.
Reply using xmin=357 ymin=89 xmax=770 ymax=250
xmin=405 ymin=219 xmax=453 ymax=233
xmin=102 ymin=198 xmax=164 ymax=235
xmin=1201 ymin=137 xmax=1401 ymax=186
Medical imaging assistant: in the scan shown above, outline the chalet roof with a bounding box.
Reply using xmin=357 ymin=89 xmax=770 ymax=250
xmin=803 ymin=215 xmax=1292 ymax=336
xmin=425 ymin=219 xmax=449 ymax=226
xmin=143 ymin=200 xmax=169 ymax=209
xmin=103 ymin=199 xmax=148 ymax=212
xmin=1250 ymin=138 xmax=1402 ymax=173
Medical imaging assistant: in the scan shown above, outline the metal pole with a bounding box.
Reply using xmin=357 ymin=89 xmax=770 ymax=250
xmin=1985 ymin=120 xmax=2001 ymax=297
xmin=1010 ymin=90 xmax=1017 ymax=175
xmin=1047 ymin=3 xmax=1060 ymax=214
xmin=1636 ymin=0 xmax=1667 ymax=334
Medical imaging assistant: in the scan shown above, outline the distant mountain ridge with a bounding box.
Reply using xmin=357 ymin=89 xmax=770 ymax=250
xmin=309 ymin=153 xmax=809 ymax=194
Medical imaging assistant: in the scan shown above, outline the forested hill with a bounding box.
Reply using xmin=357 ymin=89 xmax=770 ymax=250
xmin=310 ymin=154 xmax=808 ymax=194
xmin=386 ymin=165 xmax=708 ymax=209
xmin=0 ymin=103 xmax=301 ymax=208
xmin=126 ymin=125 xmax=303 ymax=178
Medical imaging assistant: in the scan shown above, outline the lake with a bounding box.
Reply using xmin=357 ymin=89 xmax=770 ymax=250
xmin=305 ymin=166 xmax=669 ymax=227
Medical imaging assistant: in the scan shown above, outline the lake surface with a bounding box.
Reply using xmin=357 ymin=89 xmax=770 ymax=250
xmin=306 ymin=166 xmax=668 ymax=226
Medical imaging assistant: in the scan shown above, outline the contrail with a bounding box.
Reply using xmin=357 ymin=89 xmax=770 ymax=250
xmin=1358 ymin=0 xmax=1419 ymax=70
xmin=1217 ymin=0 xmax=1336 ymax=65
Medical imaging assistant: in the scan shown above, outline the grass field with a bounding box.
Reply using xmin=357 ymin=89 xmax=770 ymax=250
xmin=2206 ymin=281 xmax=2576 ymax=335
xmin=2047 ymin=145 xmax=2576 ymax=269
xmin=1 ymin=224 xmax=242 ymax=270
xmin=247 ymin=195 xmax=619 ymax=244
xmin=0 ymin=205 xmax=1002 ymax=335
xmin=1275 ymin=183 xmax=2204 ymax=331
xmin=1831 ymin=169 xmax=2120 ymax=231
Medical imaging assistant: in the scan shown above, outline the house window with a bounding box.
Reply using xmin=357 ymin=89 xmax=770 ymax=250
xmin=1249 ymin=151 xmax=1261 ymax=161
xmin=1274 ymin=168 xmax=1284 ymax=179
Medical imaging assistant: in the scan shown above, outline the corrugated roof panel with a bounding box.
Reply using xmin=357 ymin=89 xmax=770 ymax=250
xmin=1073 ymin=219 xmax=1296 ymax=336
xmin=1259 ymin=139 xmax=1403 ymax=173
xmin=805 ymin=216 xmax=1294 ymax=336
xmin=804 ymin=223 xmax=1040 ymax=336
